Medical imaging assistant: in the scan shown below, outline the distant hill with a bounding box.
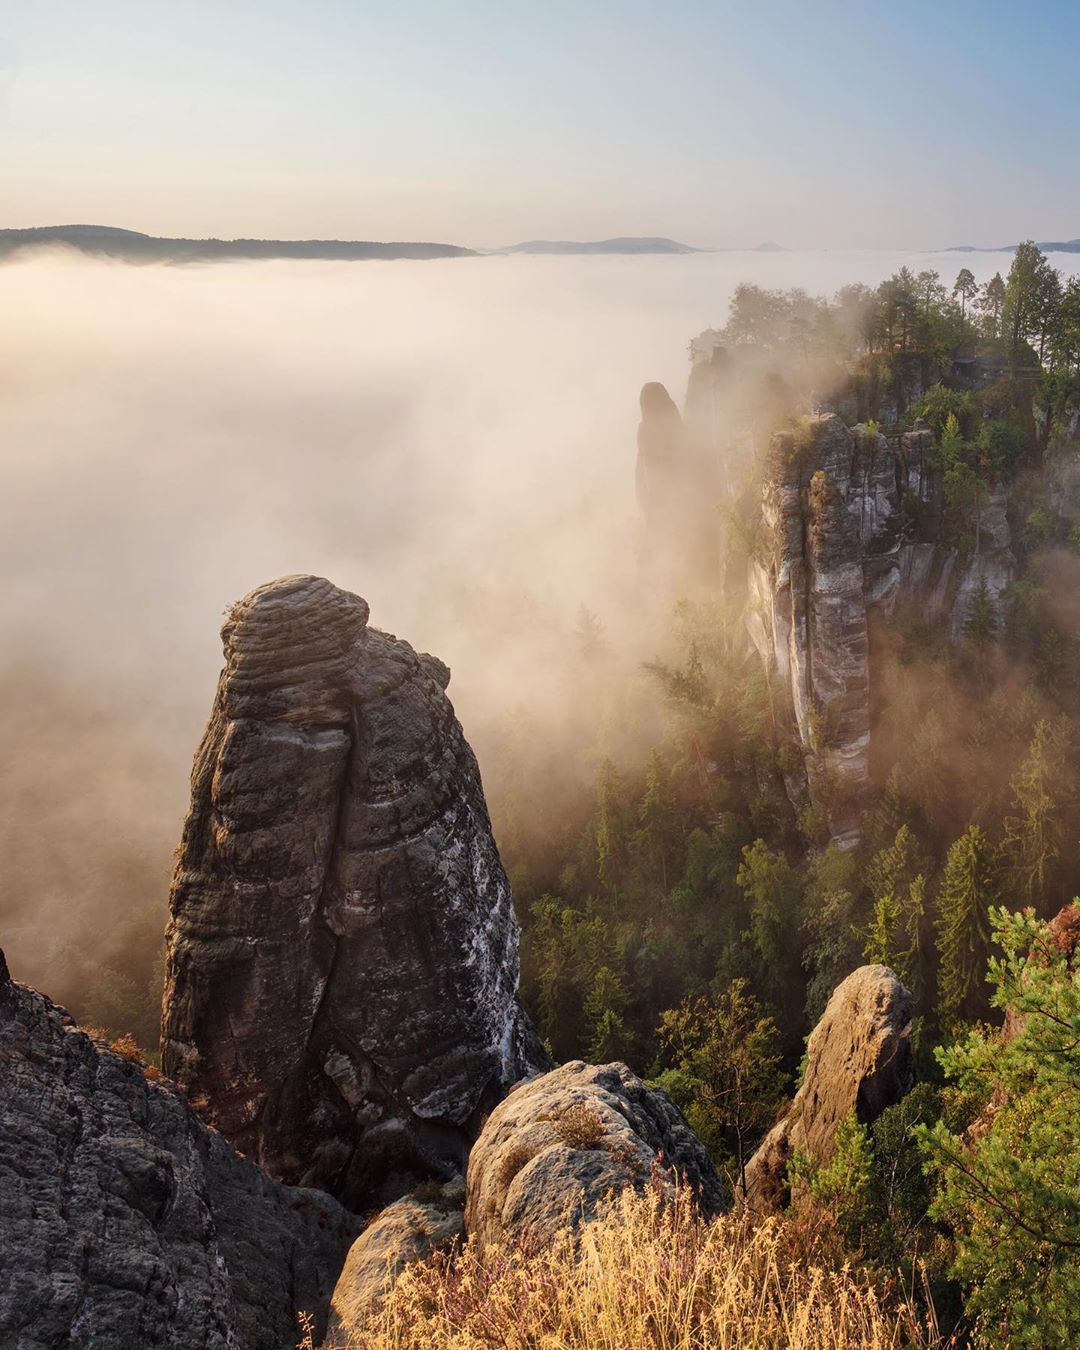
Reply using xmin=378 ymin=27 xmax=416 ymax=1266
xmin=0 ymin=224 xmax=477 ymax=262
xmin=501 ymin=237 xmax=698 ymax=255
xmin=947 ymin=238 xmax=1080 ymax=254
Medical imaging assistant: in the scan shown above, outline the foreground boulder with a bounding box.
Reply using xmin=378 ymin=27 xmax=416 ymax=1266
xmin=0 ymin=950 xmax=356 ymax=1350
xmin=464 ymin=1060 xmax=725 ymax=1250
xmin=328 ymin=1181 xmax=464 ymax=1338
xmin=740 ymin=965 xmax=914 ymax=1212
xmin=162 ymin=576 xmax=542 ymax=1208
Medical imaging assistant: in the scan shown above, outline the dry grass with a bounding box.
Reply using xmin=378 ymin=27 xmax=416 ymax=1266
xmin=310 ymin=1182 xmax=942 ymax=1349
xmin=553 ymin=1102 xmax=608 ymax=1150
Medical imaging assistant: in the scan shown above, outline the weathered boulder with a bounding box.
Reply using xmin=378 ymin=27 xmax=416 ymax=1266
xmin=0 ymin=949 xmax=357 ymax=1350
xmin=327 ymin=1181 xmax=464 ymax=1337
xmin=740 ymin=965 xmax=914 ymax=1212
xmin=464 ymin=1060 xmax=725 ymax=1250
xmin=161 ymin=575 xmax=543 ymax=1209
xmin=748 ymin=415 xmax=1015 ymax=845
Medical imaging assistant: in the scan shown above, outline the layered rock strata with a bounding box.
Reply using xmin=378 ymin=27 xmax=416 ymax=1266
xmin=0 ymin=950 xmax=356 ymax=1350
xmin=740 ymin=964 xmax=914 ymax=1212
xmin=464 ymin=1060 xmax=725 ymax=1250
xmin=748 ymin=414 xmax=1015 ymax=844
xmin=161 ymin=575 xmax=541 ymax=1209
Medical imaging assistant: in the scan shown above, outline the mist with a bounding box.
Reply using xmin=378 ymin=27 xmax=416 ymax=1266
xmin=4 ymin=244 xmax=1080 ymax=1031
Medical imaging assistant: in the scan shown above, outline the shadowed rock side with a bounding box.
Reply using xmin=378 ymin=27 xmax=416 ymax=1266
xmin=748 ymin=414 xmax=1015 ymax=845
xmin=0 ymin=950 xmax=357 ymax=1350
xmin=740 ymin=965 xmax=914 ymax=1212
xmin=161 ymin=575 xmax=543 ymax=1210
xmin=464 ymin=1060 xmax=725 ymax=1251
xmin=636 ymin=382 xmax=719 ymax=591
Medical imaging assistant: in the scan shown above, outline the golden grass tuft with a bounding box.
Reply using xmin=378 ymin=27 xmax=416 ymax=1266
xmin=553 ymin=1101 xmax=608 ymax=1150
xmin=311 ymin=1182 xmax=942 ymax=1349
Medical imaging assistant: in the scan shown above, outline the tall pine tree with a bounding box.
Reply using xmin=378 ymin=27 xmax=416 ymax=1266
xmin=935 ymin=825 xmax=998 ymax=1030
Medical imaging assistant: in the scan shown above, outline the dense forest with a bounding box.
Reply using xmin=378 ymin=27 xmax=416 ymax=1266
xmin=481 ymin=244 xmax=1080 ymax=1343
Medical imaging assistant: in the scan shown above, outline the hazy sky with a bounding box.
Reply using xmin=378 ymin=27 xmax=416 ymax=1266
xmin=2 ymin=1 xmax=1078 ymax=249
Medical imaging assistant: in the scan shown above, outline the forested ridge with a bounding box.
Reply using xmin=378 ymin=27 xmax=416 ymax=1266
xmin=484 ymin=244 xmax=1080 ymax=1343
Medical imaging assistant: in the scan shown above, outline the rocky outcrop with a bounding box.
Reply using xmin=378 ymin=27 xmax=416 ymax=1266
xmin=464 ymin=1060 xmax=725 ymax=1250
xmin=740 ymin=965 xmax=914 ymax=1212
xmin=636 ymin=381 xmax=688 ymax=526
xmin=328 ymin=1181 xmax=464 ymax=1337
xmin=0 ymin=950 xmax=356 ymax=1349
xmin=161 ymin=575 xmax=542 ymax=1210
xmin=748 ymin=415 xmax=1015 ymax=844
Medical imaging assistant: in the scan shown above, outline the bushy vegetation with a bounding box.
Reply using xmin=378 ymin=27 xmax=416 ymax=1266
xmin=312 ymin=1181 xmax=939 ymax=1349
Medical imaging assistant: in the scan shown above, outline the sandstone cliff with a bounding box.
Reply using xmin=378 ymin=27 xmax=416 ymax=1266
xmin=161 ymin=575 xmax=543 ymax=1209
xmin=740 ymin=964 xmax=914 ymax=1212
xmin=747 ymin=415 xmax=1015 ymax=844
xmin=0 ymin=950 xmax=356 ymax=1349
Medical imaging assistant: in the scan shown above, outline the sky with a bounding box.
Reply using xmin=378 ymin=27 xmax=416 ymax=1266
xmin=1 ymin=1 xmax=1079 ymax=249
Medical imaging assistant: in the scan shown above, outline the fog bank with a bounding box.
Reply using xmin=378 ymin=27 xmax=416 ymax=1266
xmin=4 ymin=245 xmax=1079 ymax=1024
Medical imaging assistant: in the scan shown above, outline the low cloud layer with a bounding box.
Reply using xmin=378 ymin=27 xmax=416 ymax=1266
xmin=4 ymin=245 xmax=1076 ymax=1024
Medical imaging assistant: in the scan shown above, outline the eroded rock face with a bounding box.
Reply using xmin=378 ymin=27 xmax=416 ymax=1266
xmin=464 ymin=1060 xmax=725 ymax=1251
xmin=0 ymin=950 xmax=356 ymax=1350
xmin=328 ymin=1181 xmax=464 ymax=1338
xmin=161 ymin=575 xmax=541 ymax=1209
xmin=748 ymin=415 xmax=1015 ymax=844
xmin=740 ymin=965 xmax=914 ymax=1212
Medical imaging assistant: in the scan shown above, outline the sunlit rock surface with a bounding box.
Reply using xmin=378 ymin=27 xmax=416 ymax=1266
xmin=740 ymin=964 xmax=914 ymax=1212
xmin=464 ymin=1060 xmax=725 ymax=1251
xmin=748 ymin=414 xmax=1015 ymax=844
xmin=0 ymin=950 xmax=356 ymax=1350
xmin=161 ymin=575 xmax=543 ymax=1210
xmin=328 ymin=1180 xmax=464 ymax=1337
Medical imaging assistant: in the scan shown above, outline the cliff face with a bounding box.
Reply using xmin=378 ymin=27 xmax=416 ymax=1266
xmin=747 ymin=415 xmax=1015 ymax=844
xmin=0 ymin=950 xmax=356 ymax=1349
xmin=161 ymin=575 xmax=542 ymax=1209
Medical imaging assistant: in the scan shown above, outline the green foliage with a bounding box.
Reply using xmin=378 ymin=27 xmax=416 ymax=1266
xmin=962 ymin=577 xmax=998 ymax=650
xmin=913 ymin=385 xmax=978 ymax=441
xmin=737 ymin=839 xmax=805 ymax=1025
xmin=801 ymin=845 xmax=861 ymax=1023
xmin=919 ymin=907 xmax=1080 ymax=1347
xmin=862 ymin=826 xmax=928 ymax=997
xmin=789 ymin=1111 xmax=874 ymax=1246
xmin=1000 ymin=717 xmax=1070 ymax=910
xmin=584 ymin=965 xmax=632 ymax=1062
xmin=934 ymin=825 xmax=998 ymax=1030
xmin=658 ymin=978 xmax=786 ymax=1195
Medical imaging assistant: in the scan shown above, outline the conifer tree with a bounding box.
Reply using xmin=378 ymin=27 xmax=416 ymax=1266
xmin=1001 ymin=717 xmax=1069 ymax=910
xmin=935 ymin=825 xmax=998 ymax=1029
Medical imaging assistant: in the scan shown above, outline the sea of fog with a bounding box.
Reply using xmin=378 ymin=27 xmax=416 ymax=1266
xmin=4 ymin=245 xmax=1080 ymax=997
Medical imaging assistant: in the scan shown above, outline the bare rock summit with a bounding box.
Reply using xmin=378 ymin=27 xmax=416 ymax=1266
xmin=740 ymin=964 xmax=914 ymax=1211
xmin=161 ymin=575 xmax=542 ymax=1209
